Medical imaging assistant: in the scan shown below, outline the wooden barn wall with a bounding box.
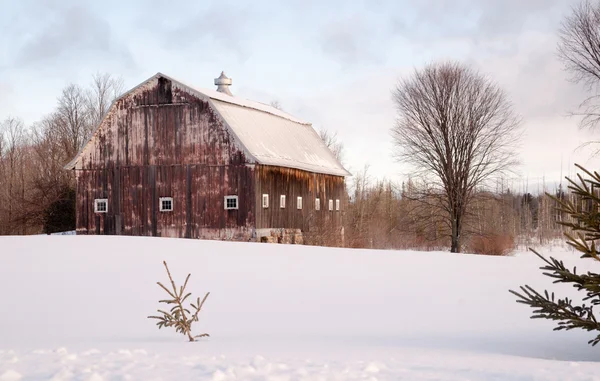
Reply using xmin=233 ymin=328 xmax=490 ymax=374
xmin=75 ymin=164 xmax=255 ymax=238
xmin=77 ymin=77 xmax=246 ymax=170
xmin=254 ymin=165 xmax=346 ymax=231
xmin=74 ymin=77 xmax=255 ymax=238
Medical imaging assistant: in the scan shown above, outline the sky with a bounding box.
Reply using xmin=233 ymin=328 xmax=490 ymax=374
xmin=1 ymin=0 xmax=599 ymax=193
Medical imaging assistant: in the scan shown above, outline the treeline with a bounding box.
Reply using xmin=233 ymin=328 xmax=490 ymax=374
xmin=0 ymin=73 xmax=123 ymax=234
xmin=331 ymin=166 xmax=570 ymax=254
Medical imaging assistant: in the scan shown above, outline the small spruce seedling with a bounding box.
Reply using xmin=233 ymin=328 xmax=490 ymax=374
xmin=148 ymin=261 xmax=210 ymax=342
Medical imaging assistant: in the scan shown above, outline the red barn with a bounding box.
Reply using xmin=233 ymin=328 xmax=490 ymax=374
xmin=65 ymin=72 xmax=350 ymax=243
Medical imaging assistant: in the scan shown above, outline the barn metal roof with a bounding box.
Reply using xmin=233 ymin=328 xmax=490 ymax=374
xmin=66 ymin=73 xmax=350 ymax=177
xmin=210 ymin=99 xmax=350 ymax=176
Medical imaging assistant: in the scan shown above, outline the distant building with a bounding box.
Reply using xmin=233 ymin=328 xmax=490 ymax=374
xmin=66 ymin=72 xmax=350 ymax=243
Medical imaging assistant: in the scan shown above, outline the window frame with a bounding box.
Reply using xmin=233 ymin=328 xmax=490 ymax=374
xmin=280 ymin=195 xmax=286 ymax=209
xmin=329 ymin=199 xmax=334 ymax=211
xmin=159 ymin=197 xmax=174 ymax=212
xmin=262 ymin=194 xmax=269 ymax=208
xmin=224 ymin=195 xmax=239 ymax=210
xmin=297 ymin=196 xmax=303 ymax=210
xmin=315 ymin=198 xmax=321 ymax=211
xmin=94 ymin=198 xmax=108 ymax=213
xmin=336 ymin=199 xmax=340 ymax=211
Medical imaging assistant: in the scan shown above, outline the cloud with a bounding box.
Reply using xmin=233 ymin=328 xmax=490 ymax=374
xmin=287 ymin=69 xmax=402 ymax=178
xmin=304 ymin=0 xmax=591 ymax=182
xmin=374 ymin=0 xmax=583 ymax=119
xmin=138 ymin=1 xmax=254 ymax=63
xmin=318 ymin=15 xmax=382 ymax=65
xmin=396 ymin=0 xmax=565 ymax=37
xmin=1 ymin=1 xmax=134 ymax=71
xmin=0 ymin=81 xmax=15 ymax=112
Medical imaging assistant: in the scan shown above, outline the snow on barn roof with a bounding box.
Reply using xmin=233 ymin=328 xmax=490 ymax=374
xmin=167 ymin=73 xmax=350 ymax=177
xmin=66 ymin=72 xmax=350 ymax=177
xmin=211 ymin=99 xmax=349 ymax=175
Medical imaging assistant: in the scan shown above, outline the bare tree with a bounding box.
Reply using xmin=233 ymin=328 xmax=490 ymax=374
xmin=318 ymin=128 xmax=345 ymax=163
xmin=270 ymin=100 xmax=283 ymax=110
xmin=55 ymin=84 xmax=91 ymax=159
xmin=28 ymin=115 xmax=75 ymax=211
xmin=558 ymin=0 xmax=600 ymax=130
xmin=349 ymin=164 xmax=372 ymax=246
xmin=0 ymin=71 xmax=123 ymax=235
xmin=0 ymin=125 xmax=5 ymax=183
xmin=87 ymin=72 xmax=125 ymax=128
xmin=391 ymin=61 xmax=521 ymax=253
xmin=0 ymin=117 xmax=25 ymax=230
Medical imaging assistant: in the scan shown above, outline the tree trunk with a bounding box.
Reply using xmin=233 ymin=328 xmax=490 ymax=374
xmin=450 ymin=215 xmax=461 ymax=253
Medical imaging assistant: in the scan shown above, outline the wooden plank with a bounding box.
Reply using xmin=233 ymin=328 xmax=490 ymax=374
xmin=150 ymin=165 xmax=157 ymax=236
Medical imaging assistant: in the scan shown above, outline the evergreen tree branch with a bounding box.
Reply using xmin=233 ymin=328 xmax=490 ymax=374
xmin=510 ymin=164 xmax=600 ymax=346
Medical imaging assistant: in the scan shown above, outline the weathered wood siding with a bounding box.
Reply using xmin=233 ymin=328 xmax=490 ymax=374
xmin=76 ymin=165 xmax=254 ymax=238
xmin=76 ymin=78 xmax=246 ymax=169
xmin=75 ymin=77 xmax=255 ymax=238
xmin=254 ymin=165 xmax=346 ymax=232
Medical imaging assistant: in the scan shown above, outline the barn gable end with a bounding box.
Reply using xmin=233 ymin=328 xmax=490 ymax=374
xmin=70 ymin=75 xmax=249 ymax=170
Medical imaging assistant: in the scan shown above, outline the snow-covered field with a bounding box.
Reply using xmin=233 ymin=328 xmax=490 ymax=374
xmin=0 ymin=236 xmax=599 ymax=380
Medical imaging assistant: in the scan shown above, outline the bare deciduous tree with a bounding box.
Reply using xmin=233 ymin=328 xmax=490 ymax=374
xmin=270 ymin=100 xmax=282 ymax=110
xmin=0 ymin=72 xmax=123 ymax=235
xmin=0 ymin=124 xmax=5 ymax=188
xmin=391 ymin=61 xmax=521 ymax=253
xmin=87 ymin=72 xmax=125 ymax=128
xmin=26 ymin=115 xmax=76 ymax=229
xmin=0 ymin=117 xmax=25 ymax=229
xmin=558 ymin=0 xmax=600 ymax=130
xmin=318 ymin=128 xmax=345 ymax=163
xmin=56 ymin=84 xmax=91 ymax=159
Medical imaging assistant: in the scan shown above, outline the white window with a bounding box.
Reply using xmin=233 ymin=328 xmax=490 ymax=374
xmin=336 ymin=199 xmax=340 ymax=211
xmin=280 ymin=195 xmax=286 ymax=208
xmin=329 ymin=199 xmax=334 ymax=211
xmin=297 ymin=196 xmax=303 ymax=209
xmin=94 ymin=198 xmax=108 ymax=213
xmin=159 ymin=197 xmax=173 ymax=212
xmin=315 ymin=198 xmax=321 ymax=211
xmin=262 ymin=194 xmax=269 ymax=208
xmin=224 ymin=195 xmax=238 ymax=210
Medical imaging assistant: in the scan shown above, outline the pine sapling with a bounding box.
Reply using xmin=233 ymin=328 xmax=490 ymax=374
xmin=148 ymin=261 xmax=210 ymax=342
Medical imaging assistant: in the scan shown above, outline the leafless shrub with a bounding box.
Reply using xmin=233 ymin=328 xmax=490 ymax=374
xmin=467 ymin=234 xmax=515 ymax=256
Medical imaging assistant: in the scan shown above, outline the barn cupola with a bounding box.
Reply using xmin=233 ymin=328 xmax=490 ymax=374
xmin=214 ymin=71 xmax=233 ymax=96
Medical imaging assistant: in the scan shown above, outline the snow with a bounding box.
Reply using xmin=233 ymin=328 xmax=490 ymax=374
xmin=184 ymin=82 xmax=308 ymax=125
xmin=0 ymin=235 xmax=599 ymax=380
xmin=211 ymin=99 xmax=350 ymax=177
